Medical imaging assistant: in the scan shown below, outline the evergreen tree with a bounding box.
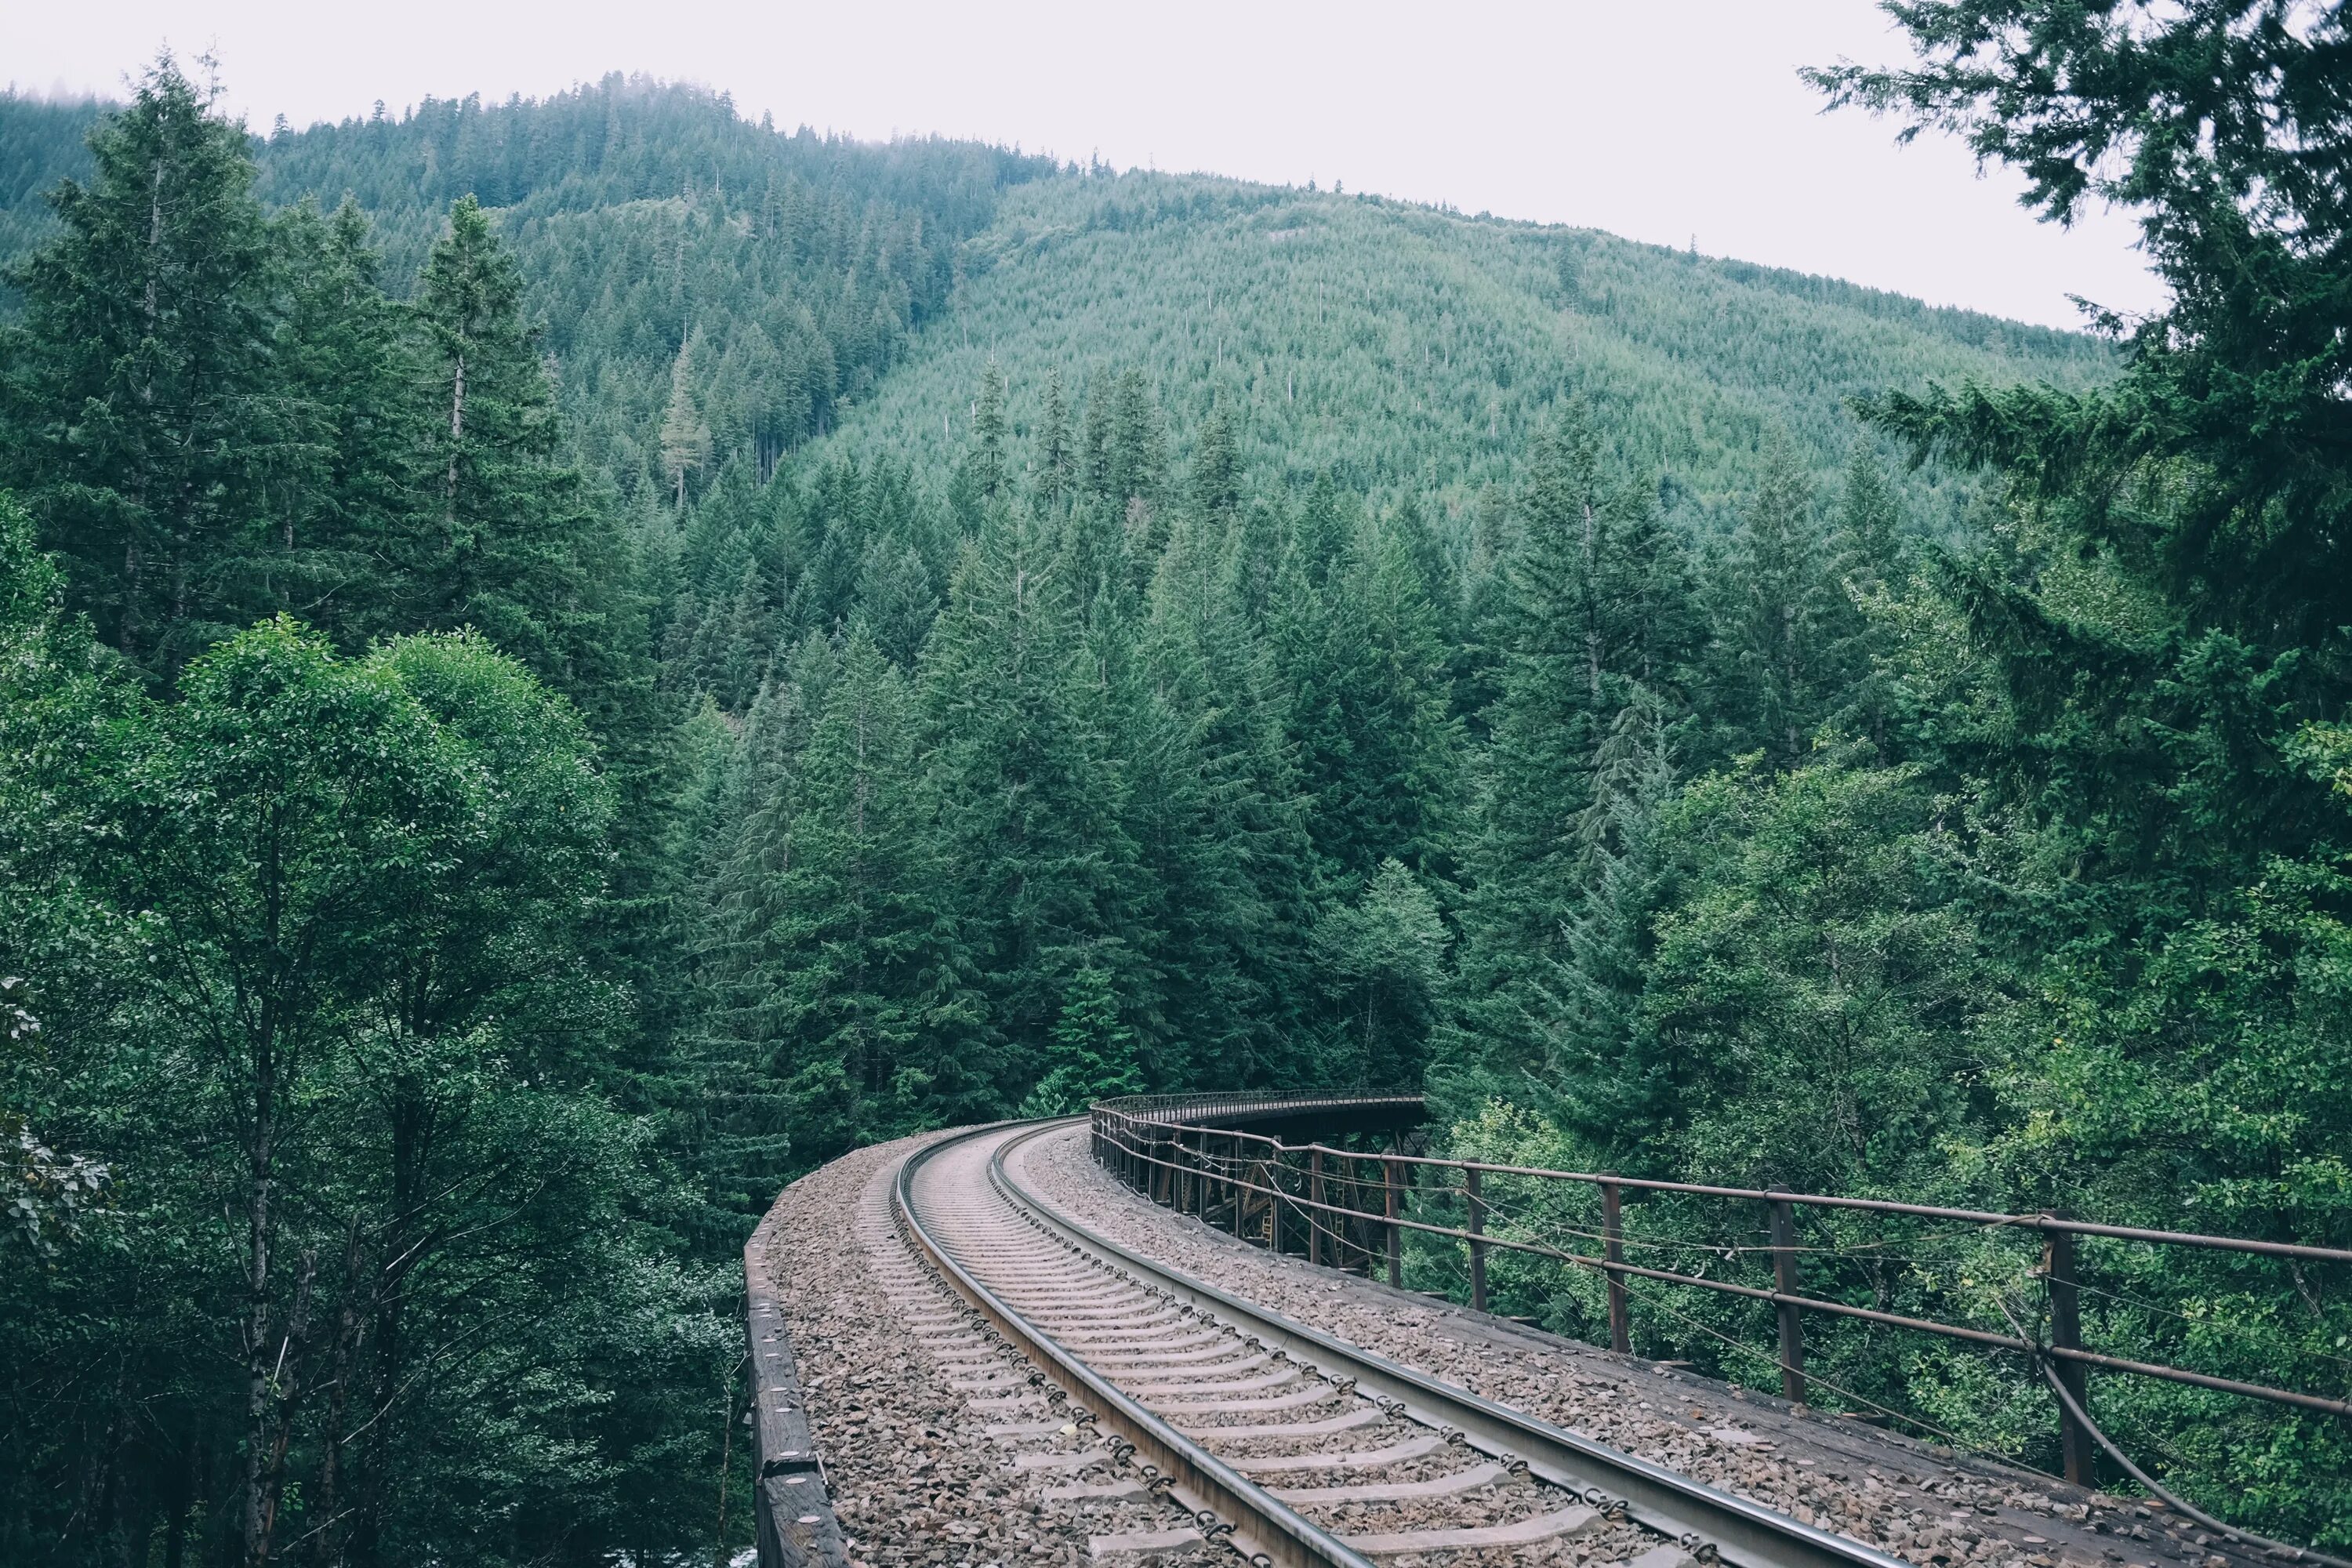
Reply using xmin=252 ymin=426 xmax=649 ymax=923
xmin=1531 ymin=688 xmax=1679 ymax=1150
xmin=1018 ymin=964 xmax=1145 ymax=1116
xmin=0 ymin=56 xmax=285 ymax=677
xmin=1823 ymin=440 xmax=1907 ymax=752
xmin=1709 ymin=432 xmax=1841 ymax=768
xmin=922 ymin=510 xmax=1146 ymax=1105
xmin=1312 ymin=858 xmax=1450 ymax=1089
xmin=659 ymin=326 xmax=713 ymax=511
xmin=857 ymin=534 xmax=941 ymax=667
xmin=408 ymin=193 xmax=592 ymax=670
xmin=1033 ymin=368 xmax=1075 ymax=510
xmin=1188 ymin=405 xmax=1241 ymax=526
xmin=1275 ymin=509 xmax=1462 ymax=887
xmin=704 ymin=628 xmax=975 ymax=1167
xmin=1451 ymin=408 xmax=1614 ymax=1064
xmin=968 ymin=358 xmax=1009 ymax=503
xmin=266 ymin=197 xmax=416 ymax=651
xmin=1140 ymin=508 xmax=1318 ymax=1084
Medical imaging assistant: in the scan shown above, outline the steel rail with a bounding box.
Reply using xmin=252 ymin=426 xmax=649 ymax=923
xmin=996 ymin=1121 xmax=1915 ymax=1568
xmin=893 ymin=1123 xmax=1380 ymax=1568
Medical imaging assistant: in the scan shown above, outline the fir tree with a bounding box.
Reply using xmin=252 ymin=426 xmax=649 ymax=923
xmin=0 ymin=55 xmax=285 ymax=676
xmin=922 ymin=510 xmax=1146 ymax=1104
xmin=1534 ymin=688 xmax=1679 ymax=1150
xmin=267 ymin=196 xmax=416 ymax=650
xmin=1140 ymin=509 xmax=1318 ymax=1083
xmin=1276 ymin=508 xmax=1462 ymax=886
xmin=968 ymin=358 xmax=1010 ymax=503
xmin=1033 ymin=368 xmax=1074 ymax=510
xmin=408 ymin=193 xmax=588 ymax=670
xmin=1188 ymin=405 xmax=1241 ymax=527
xmin=1018 ymin=964 xmax=1145 ymax=1116
xmin=1312 ymin=858 xmax=1451 ymax=1089
xmin=659 ymin=326 xmax=714 ymax=511
xmin=1712 ymin=431 xmax=1840 ymax=769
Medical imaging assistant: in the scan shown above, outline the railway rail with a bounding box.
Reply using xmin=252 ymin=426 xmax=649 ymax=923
xmin=893 ymin=1118 xmax=1923 ymax=1568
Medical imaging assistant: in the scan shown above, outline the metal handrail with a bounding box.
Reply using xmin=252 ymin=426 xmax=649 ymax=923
xmin=1087 ymin=1092 xmax=2352 ymax=1446
xmin=1094 ymin=1096 xmax=2352 ymax=1263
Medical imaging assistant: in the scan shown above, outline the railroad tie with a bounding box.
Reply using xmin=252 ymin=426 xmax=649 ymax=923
xmin=1269 ymin=1457 xmax=1504 ymax=1504
xmin=1344 ymin=1502 xmax=1602 ymax=1556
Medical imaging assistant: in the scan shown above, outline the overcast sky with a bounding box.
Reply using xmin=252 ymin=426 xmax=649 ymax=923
xmin=4 ymin=0 xmax=2162 ymax=331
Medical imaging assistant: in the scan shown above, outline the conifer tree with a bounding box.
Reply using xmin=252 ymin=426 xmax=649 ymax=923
xmin=408 ymin=194 xmax=589 ymax=670
xmin=1823 ymin=441 xmax=1907 ymax=753
xmin=1188 ymin=405 xmax=1241 ymax=527
xmin=1017 ymin=964 xmax=1145 ymax=1115
xmin=0 ymin=55 xmax=285 ymax=676
xmin=1312 ymin=858 xmax=1451 ymax=1089
xmin=268 ymin=196 xmax=416 ymax=650
xmin=1105 ymin=367 xmax=1166 ymax=510
xmin=969 ymin=359 xmax=1010 ymax=503
xmin=1292 ymin=472 xmax=1355 ymax=589
xmin=1033 ymin=368 xmax=1075 ymax=510
xmin=1456 ymin=408 xmax=1613 ymax=1017
xmin=741 ymin=629 xmax=974 ymax=1159
xmin=1275 ymin=509 xmax=1462 ymax=886
xmin=1140 ymin=509 xmax=1318 ymax=1083
xmin=922 ymin=510 xmax=1146 ymax=1104
xmin=1534 ymin=688 xmax=1679 ymax=1147
xmin=659 ymin=327 xmax=714 ymax=511
xmin=857 ymin=535 xmax=941 ymax=667
xmin=1079 ymin=376 xmax=1116 ymax=501
xmin=1450 ymin=408 xmax=1699 ymax=1073
xmin=1711 ymin=433 xmax=1841 ymax=769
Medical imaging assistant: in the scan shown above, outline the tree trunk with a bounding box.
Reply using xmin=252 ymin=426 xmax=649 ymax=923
xmin=443 ymin=355 xmax=466 ymax=518
xmin=252 ymin=1251 xmax=318 ymax=1568
xmin=241 ymin=1069 xmax=276 ymax=1568
xmin=309 ymin=1224 xmax=367 ymax=1568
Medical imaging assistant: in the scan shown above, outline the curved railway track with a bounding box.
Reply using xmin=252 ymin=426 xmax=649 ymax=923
xmin=895 ymin=1120 xmax=1918 ymax=1568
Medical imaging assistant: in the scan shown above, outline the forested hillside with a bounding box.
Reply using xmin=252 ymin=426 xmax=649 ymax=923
xmin=4 ymin=6 xmax=2350 ymax=1563
xmin=813 ymin=170 xmax=2109 ymax=523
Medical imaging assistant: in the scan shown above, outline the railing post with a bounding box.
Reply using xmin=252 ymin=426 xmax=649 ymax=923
xmin=2045 ymin=1214 xmax=2096 ymax=1485
xmin=1385 ymin=1147 xmax=1403 ymax=1288
xmin=1769 ymin=1186 xmax=1806 ymax=1405
xmin=1308 ymin=1149 xmax=1325 ymax=1267
xmin=1602 ymin=1172 xmax=1631 ymax=1354
xmin=1231 ymin=1141 xmax=1248 ymax=1240
xmin=1465 ymin=1165 xmax=1487 ymax=1314
xmin=1271 ymin=1148 xmax=1288 ymax=1254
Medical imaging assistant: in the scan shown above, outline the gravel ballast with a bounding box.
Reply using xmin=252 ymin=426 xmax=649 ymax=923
xmin=753 ymin=1132 xmax=1218 ymax=1568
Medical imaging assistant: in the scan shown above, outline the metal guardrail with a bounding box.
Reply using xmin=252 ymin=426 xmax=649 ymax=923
xmin=745 ymin=1202 xmax=852 ymax=1568
xmin=1091 ymin=1091 xmax=2352 ymax=1487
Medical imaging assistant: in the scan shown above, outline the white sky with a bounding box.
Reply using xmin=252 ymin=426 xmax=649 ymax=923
xmin=4 ymin=0 xmax=2163 ymax=331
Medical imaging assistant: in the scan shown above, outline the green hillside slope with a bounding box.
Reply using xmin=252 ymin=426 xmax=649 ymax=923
xmin=814 ymin=172 xmax=2112 ymax=530
xmin=2 ymin=89 xmax=2107 ymax=534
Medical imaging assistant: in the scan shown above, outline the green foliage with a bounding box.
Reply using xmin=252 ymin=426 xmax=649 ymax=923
xmin=1312 ymin=858 xmax=1450 ymax=1089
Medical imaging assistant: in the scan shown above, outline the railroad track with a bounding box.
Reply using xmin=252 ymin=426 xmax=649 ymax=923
xmin=895 ymin=1120 xmax=1917 ymax=1568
